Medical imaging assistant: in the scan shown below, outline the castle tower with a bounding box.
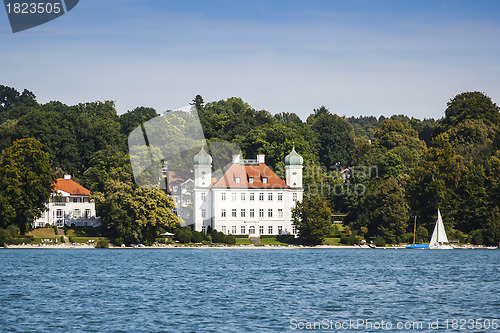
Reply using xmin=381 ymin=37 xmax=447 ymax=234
xmin=194 ymin=146 xmax=212 ymax=188
xmin=284 ymin=146 xmax=303 ymax=188
xmin=193 ymin=146 xmax=212 ymax=232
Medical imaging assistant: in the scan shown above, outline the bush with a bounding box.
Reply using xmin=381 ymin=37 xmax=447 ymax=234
xmin=340 ymin=235 xmax=361 ymax=245
xmin=60 ymin=236 xmax=65 ymax=243
xmin=191 ymin=231 xmax=204 ymax=243
xmin=210 ymin=230 xmax=226 ymax=243
xmin=53 ymin=225 xmax=58 ymax=235
xmin=470 ymin=229 xmax=484 ymax=245
xmin=6 ymin=225 xmax=20 ymax=237
xmin=374 ymin=235 xmax=386 ymax=247
xmin=225 ymin=234 xmax=236 ymax=245
xmin=175 ymin=228 xmax=192 ymax=243
xmin=0 ymin=229 xmax=11 ymax=246
xmin=95 ymin=239 xmax=110 ymax=248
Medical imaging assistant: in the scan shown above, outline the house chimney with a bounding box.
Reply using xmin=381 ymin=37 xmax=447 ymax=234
xmin=232 ymin=154 xmax=241 ymax=164
xmin=257 ymin=154 xmax=265 ymax=164
xmin=64 ymin=175 xmax=71 ymax=180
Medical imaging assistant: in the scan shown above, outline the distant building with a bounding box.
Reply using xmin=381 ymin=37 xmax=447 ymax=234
xmin=33 ymin=175 xmax=100 ymax=228
xmin=190 ymin=147 xmax=304 ymax=236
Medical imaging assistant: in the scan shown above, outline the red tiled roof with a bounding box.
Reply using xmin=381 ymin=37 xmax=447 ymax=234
xmin=54 ymin=178 xmax=91 ymax=195
xmin=211 ymin=163 xmax=289 ymax=189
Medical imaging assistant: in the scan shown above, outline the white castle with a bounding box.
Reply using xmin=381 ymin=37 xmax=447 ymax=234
xmin=189 ymin=147 xmax=304 ymax=236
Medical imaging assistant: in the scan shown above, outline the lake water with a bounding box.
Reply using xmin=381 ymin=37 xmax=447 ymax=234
xmin=0 ymin=248 xmax=499 ymax=332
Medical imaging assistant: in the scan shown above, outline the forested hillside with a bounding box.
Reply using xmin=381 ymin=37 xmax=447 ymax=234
xmin=1 ymin=85 xmax=499 ymax=245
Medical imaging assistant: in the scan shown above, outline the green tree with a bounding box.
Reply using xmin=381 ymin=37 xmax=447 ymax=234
xmin=357 ymin=178 xmax=409 ymax=244
xmin=190 ymin=95 xmax=204 ymax=112
xmin=307 ymin=106 xmax=354 ymax=168
xmin=119 ymin=106 xmax=158 ymax=136
xmin=94 ymin=180 xmax=179 ymax=245
xmin=0 ymin=138 xmax=55 ymax=233
xmin=292 ymin=193 xmax=332 ymax=245
xmin=484 ymin=206 xmax=500 ymax=246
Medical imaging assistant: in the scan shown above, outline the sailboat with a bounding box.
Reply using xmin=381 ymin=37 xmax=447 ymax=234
xmin=429 ymin=209 xmax=453 ymax=249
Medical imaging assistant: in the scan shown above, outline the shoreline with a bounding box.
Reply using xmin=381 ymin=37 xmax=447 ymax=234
xmin=2 ymin=244 xmax=497 ymax=250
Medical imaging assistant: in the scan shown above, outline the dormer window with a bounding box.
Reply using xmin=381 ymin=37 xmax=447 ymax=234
xmin=235 ymin=177 xmax=241 ymax=184
xmin=262 ymin=177 xmax=268 ymax=184
xmin=249 ymin=177 xmax=254 ymax=184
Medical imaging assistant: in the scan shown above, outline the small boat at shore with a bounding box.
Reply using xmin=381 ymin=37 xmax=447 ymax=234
xmin=406 ymin=215 xmax=430 ymax=249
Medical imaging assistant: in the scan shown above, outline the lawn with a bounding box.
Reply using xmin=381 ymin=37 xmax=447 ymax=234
xmin=323 ymin=237 xmax=342 ymax=245
xmin=28 ymin=228 xmax=57 ymax=237
xmin=65 ymin=228 xmax=102 ymax=237
xmin=235 ymin=238 xmax=251 ymax=245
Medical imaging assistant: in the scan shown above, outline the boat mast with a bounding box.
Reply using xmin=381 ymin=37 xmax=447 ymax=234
xmin=413 ymin=215 xmax=417 ymax=244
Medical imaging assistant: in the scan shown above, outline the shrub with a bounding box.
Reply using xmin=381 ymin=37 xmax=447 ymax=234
xmin=0 ymin=229 xmax=11 ymax=246
xmin=225 ymin=234 xmax=236 ymax=245
xmin=60 ymin=236 xmax=65 ymax=243
xmin=374 ymin=235 xmax=386 ymax=247
xmin=210 ymin=230 xmax=226 ymax=243
xmin=53 ymin=226 xmax=58 ymax=235
xmin=175 ymin=228 xmax=192 ymax=243
xmin=6 ymin=225 xmax=20 ymax=237
xmin=191 ymin=231 xmax=204 ymax=243
xmin=470 ymin=229 xmax=484 ymax=245
xmin=95 ymin=239 xmax=110 ymax=248
xmin=340 ymin=235 xmax=361 ymax=245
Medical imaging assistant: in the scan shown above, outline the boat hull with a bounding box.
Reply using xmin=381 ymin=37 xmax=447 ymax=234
xmin=406 ymin=244 xmax=430 ymax=249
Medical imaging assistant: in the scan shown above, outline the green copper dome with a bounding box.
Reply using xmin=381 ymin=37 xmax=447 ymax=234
xmin=194 ymin=146 xmax=212 ymax=165
xmin=285 ymin=147 xmax=303 ymax=166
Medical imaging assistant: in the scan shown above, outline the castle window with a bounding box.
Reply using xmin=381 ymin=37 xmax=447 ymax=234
xmin=232 ymin=209 xmax=237 ymax=217
xmin=241 ymin=193 xmax=245 ymax=201
xmin=241 ymin=209 xmax=246 ymax=218
xmin=259 ymin=193 xmax=264 ymax=201
xmin=241 ymin=226 xmax=245 ymax=234
xmin=268 ymin=226 xmax=273 ymax=234
xmin=201 ymin=193 xmax=206 ymax=201
xmin=262 ymin=177 xmax=268 ymax=184
xmin=232 ymin=226 xmax=236 ymax=234
xmin=268 ymin=193 xmax=273 ymax=201
xmin=202 ymin=226 xmax=206 ymax=233
xmin=221 ymin=192 xmax=226 ymax=201
xmin=232 ymin=193 xmax=237 ymax=201
xmin=293 ymin=193 xmax=298 ymax=201
xmin=259 ymin=226 xmax=264 ymax=234
xmin=201 ymin=209 xmax=206 ymax=218
xmin=221 ymin=209 xmax=226 ymax=217
xmin=268 ymin=209 xmax=273 ymax=218
xmin=278 ymin=193 xmax=283 ymax=201
xmin=249 ymin=226 xmax=255 ymax=234
xmin=259 ymin=209 xmax=264 ymax=218
xmin=235 ymin=177 xmax=241 ymax=184
xmin=278 ymin=209 xmax=283 ymax=218
xmin=250 ymin=193 xmax=255 ymax=201
xmin=250 ymin=209 xmax=255 ymax=218
xmin=221 ymin=226 xmax=226 ymax=233
xmin=249 ymin=177 xmax=254 ymax=184
xmin=74 ymin=209 xmax=80 ymax=218
xmin=278 ymin=226 xmax=283 ymax=234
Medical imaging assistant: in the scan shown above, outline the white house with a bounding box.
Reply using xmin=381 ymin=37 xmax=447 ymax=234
xmin=33 ymin=175 xmax=100 ymax=228
xmin=192 ymin=147 xmax=304 ymax=236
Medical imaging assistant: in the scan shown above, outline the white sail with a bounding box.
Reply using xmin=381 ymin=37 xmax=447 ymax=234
xmin=429 ymin=209 xmax=449 ymax=246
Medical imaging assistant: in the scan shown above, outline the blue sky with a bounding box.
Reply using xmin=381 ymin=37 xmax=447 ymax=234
xmin=2 ymin=0 xmax=500 ymax=119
